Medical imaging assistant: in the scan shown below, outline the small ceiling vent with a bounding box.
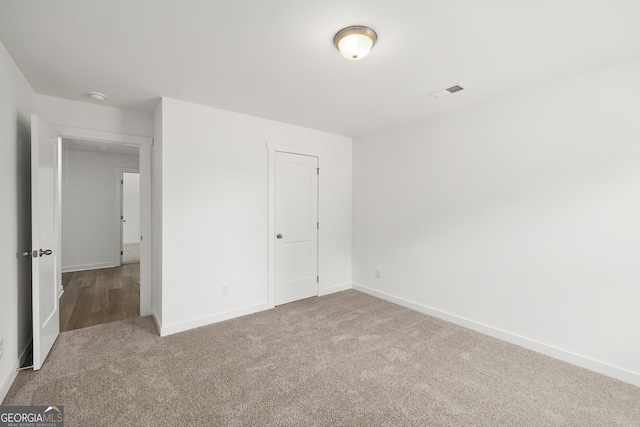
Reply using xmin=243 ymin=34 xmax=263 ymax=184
xmin=446 ymin=84 xmax=465 ymax=93
xmin=429 ymin=83 xmax=468 ymax=99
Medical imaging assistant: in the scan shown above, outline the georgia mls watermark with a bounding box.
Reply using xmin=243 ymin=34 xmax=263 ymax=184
xmin=0 ymin=406 xmax=64 ymax=427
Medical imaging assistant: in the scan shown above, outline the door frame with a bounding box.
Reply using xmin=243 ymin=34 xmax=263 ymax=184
xmin=54 ymin=126 xmax=153 ymax=316
xmin=266 ymin=142 xmax=320 ymax=307
xmin=114 ymin=167 xmax=140 ymax=266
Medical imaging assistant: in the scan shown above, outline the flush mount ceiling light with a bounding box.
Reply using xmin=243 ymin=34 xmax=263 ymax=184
xmin=334 ymin=26 xmax=377 ymax=60
xmin=88 ymin=91 xmax=106 ymax=101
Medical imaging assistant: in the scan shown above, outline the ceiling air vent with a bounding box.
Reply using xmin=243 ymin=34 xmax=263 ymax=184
xmin=429 ymin=83 xmax=468 ymax=99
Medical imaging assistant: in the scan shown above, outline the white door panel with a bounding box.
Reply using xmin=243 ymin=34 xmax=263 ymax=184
xmin=122 ymin=172 xmax=141 ymax=244
xmin=275 ymin=152 xmax=318 ymax=305
xmin=31 ymin=114 xmax=61 ymax=370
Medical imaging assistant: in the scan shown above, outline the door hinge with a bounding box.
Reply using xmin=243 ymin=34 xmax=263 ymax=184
xmin=317 ymin=276 xmax=319 ymax=283
xmin=121 ymin=250 xmax=123 ymax=255
xmin=140 ymin=235 xmax=143 ymax=241
xmin=317 ymin=222 xmax=319 ymax=229
xmin=121 ymin=180 xmax=124 ymax=184
xmin=317 ymin=167 xmax=319 ymax=175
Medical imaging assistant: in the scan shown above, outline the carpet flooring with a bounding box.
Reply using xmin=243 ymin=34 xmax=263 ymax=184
xmin=3 ymin=290 xmax=639 ymax=426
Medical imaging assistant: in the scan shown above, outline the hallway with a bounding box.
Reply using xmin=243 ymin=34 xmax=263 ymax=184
xmin=60 ymin=265 xmax=140 ymax=332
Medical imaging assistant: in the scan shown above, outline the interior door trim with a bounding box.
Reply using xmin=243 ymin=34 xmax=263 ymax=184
xmin=266 ymin=142 xmax=320 ymax=308
xmin=53 ymin=125 xmax=153 ymax=317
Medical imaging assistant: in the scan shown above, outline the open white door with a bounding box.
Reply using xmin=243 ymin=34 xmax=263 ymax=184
xmin=31 ymin=114 xmax=61 ymax=370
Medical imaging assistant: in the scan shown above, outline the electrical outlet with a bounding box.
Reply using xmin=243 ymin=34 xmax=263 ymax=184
xmin=375 ymin=268 xmax=382 ymax=278
xmin=222 ymin=283 xmax=229 ymax=296
xmin=0 ymin=338 xmax=3 ymax=360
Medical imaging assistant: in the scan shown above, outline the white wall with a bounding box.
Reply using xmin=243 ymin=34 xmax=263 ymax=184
xmin=152 ymin=101 xmax=164 ymax=327
xmin=36 ymin=95 xmax=153 ymax=137
xmin=61 ymin=149 xmax=139 ymax=271
xmin=0 ymin=41 xmax=35 ymax=402
xmin=157 ymin=98 xmax=352 ymax=334
xmin=353 ymin=58 xmax=640 ymax=386
xmin=123 ymin=172 xmax=141 ymax=244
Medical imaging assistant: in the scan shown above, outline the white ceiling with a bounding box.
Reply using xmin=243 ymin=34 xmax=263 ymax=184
xmin=1 ymin=1 xmax=639 ymax=137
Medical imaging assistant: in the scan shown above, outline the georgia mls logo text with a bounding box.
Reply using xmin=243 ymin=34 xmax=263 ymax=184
xmin=0 ymin=406 xmax=64 ymax=427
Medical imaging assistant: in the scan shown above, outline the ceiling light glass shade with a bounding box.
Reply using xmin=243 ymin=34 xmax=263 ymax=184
xmin=334 ymin=26 xmax=377 ymax=60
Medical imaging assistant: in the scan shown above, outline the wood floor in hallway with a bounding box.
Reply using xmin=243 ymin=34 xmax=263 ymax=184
xmin=60 ymin=264 xmax=140 ymax=332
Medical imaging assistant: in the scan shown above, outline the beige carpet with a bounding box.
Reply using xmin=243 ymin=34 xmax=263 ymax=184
xmin=3 ymin=290 xmax=639 ymax=426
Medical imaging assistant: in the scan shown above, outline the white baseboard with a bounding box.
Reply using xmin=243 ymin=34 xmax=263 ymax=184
xmin=159 ymin=302 xmax=273 ymax=337
xmin=319 ymin=282 xmax=352 ymax=296
xmin=158 ymin=284 xmax=353 ymax=337
xmin=62 ymin=262 xmax=116 ymax=273
xmin=0 ymin=361 xmax=19 ymax=404
xmin=0 ymin=341 xmax=32 ymax=403
xmin=352 ymin=283 xmax=640 ymax=388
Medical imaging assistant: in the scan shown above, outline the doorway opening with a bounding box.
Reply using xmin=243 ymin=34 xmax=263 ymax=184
xmin=59 ymin=138 xmax=141 ymax=332
xmin=28 ymin=118 xmax=152 ymax=369
xmin=121 ymin=171 xmax=141 ymax=265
